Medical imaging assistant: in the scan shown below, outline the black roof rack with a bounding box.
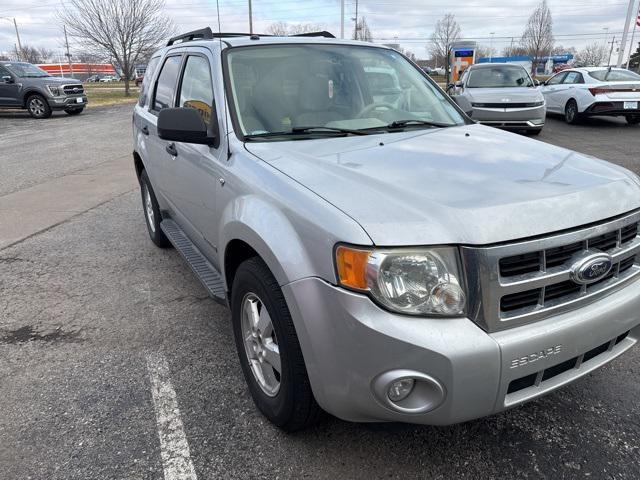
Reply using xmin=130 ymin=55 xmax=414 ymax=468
xmin=291 ymin=31 xmax=335 ymax=38
xmin=167 ymin=27 xmax=214 ymax=46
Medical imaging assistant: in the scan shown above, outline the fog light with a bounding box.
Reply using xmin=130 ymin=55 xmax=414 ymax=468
xmin=387 ymin=378 xmax=415 ymax=402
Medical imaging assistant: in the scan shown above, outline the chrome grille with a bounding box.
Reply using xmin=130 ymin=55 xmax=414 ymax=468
xmin=461 ymin=211 xmax=640 ymax=332
xmin=63 ymin=84 xmax=84 ymax=95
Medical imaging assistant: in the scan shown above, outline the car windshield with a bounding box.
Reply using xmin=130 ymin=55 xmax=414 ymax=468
xmin=224 ymin=44 xmax=465 ymax=139
xmin=4 ymin=62 xmax=50 ymax=78
xmin=466 ymin=66 xmax=534 ymax=88
xmin=588 ymin=69 xmax=640 ymax=82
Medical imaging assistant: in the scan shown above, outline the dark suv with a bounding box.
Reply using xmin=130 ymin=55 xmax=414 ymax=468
xmin=0 ymin=61 xmax=87 ymax=118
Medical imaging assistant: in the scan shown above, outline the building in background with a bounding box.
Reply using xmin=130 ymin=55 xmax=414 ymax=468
xmin=36 ymin=62 xmax=117 ymax=80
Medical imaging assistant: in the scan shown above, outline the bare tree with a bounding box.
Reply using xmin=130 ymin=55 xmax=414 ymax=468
xmin=429 ymin=14 xmax=461 ymax=73
xmin=475 ymin=44 xmax=497 ymax=60
xmin=267 ymin=22 xmax=323 ymax=36
xmin=58 ymin=0 xmax=173 ymax=96
xmin=575 ymin=42 xmax=609 ymax=67
xmin=503 ymin=44 xmax=528 ymax=57
xmin=520 ymin=0 xmax=554 ymax=75
xmin=353 ymin=17 xmax=372 ymax=41
xmin=11 ymin=45 xmax=52 ymax=64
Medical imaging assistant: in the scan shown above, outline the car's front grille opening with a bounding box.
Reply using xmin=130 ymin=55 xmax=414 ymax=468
xmin=499 ymin=220 xmax=639 ymax=278
xmin=507 ymin=373 xmax=537 ymax=394
xmin=507 ymin=332 xmax=630 ymax=396
xmin=541 ymin=357 xmax=578 ymax=381
xmin=615 ymin=330 xmax=630 ymax=344
xmin=500 ymin=288 xmax=541 ymax=312
xmin=582 ymin=340 xmax=610 ymax=363
xmin=63 ymin=84 xmax=84 ymax=95
xmin=544 ymin=280 xmax=581 ymax=302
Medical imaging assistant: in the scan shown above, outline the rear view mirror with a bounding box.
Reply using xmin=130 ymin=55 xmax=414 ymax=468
xmin=157 ymin=107 xmax=218 ymax=147
xmin=1 ymin=75 xmax=13 ymax=84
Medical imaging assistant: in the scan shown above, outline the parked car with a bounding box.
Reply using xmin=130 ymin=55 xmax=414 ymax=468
xmin=135 ymin=76 xmax=144 ymax=87
xmin=540 ymin=67 xmax=640 ymax=124
xmin=133 ymin=28 xmax=640 ymax=432
xmin=448 ymin=63 xmax=546 ymax=134
xmin=433 ymin=66 xmax=445 ymax=76
xmin=99 ymin=75 xmax=119 ymax=82
xmin=421 ymin=66 xmax=435 ymax=76
xmin=0 ymin=61 xmax=87 ymax=118
xmin=86 ymin=74 xmax=102 ymax=82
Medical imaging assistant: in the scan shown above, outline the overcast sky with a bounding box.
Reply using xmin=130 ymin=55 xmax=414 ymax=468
xmin=1 ymin=0 xmax=638 ymax=61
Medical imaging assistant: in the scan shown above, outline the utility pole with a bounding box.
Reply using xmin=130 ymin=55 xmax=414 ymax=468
xmin=618 ymin=0 xmax=636 ymax=66
xmin=248 ymin=0 xmax=253 ymax=35
xmin=0 ymin=17 xmax=23 ymax=60
xmin=627 ymin=3 xmax=639 ymax=69
xmin=354 ymin=0 xmax=359 ymax=40
xmin=489 ymin=32 xmax=495 ymax=62
xmin=340 ymin=0 xmax=344 ymax=39
xmin=608 ymin=35 xmax=617 ymax=65
xmin=64 ymin=25 xmax=73 ymax=75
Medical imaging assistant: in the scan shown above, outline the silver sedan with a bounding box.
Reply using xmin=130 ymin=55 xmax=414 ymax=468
xmin=449 ymin=63 xmax=546 ymax=135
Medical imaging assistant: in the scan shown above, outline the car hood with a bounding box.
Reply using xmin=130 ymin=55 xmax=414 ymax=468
xmin=245 ymin=124 xmax=640 ymax=246
xmin=466 ymin=87 xmax=543 ymax=103
xmin=37 ymin=76 xmax=82 ymax=84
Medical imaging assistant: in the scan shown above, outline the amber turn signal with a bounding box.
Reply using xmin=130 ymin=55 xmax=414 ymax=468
xmin=335 ymin=246 xmax=371 ymax=290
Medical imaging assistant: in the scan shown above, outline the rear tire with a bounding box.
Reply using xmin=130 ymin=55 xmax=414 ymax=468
xmin=139 ymin=170 xmax=171 ymax=248
xmin=564 ymin=99 xmax=580 ymax=124
xmin=231 ymin=257 xmax=322 ymax=432
xmin=64 ymin=108 xmax=84 ymax=115
xmin=626 ymin=115 xmax=640 ymax=125
xmin=26 ymin=94 xmax=52 ymax=119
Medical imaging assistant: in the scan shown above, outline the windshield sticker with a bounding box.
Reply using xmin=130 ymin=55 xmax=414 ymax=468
xmin=328 ymin=79 xmax=334 ymax=99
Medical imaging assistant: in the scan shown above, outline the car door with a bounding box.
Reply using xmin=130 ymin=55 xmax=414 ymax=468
xmin=142 ymin=53 xmax=184 ymax=203
xmin=0 ymin=65 xmax=20 ymax=106
xmin=540 ymin=71 xmax=568 ymax=112
xmin=164 ymin=49 xmax=226 ymax=260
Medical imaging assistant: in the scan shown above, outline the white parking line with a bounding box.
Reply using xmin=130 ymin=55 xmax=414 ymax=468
xmin=147 ymin=353 xmax=198 ymax=480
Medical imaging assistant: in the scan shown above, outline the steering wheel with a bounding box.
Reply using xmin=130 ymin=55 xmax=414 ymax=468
xmin=357 ymin=102 xmax=398 ymax=118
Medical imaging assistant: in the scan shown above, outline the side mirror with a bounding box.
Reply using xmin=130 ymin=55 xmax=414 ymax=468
xmin=1 ymin=75 xmax=13 ymax=84
xmin=455 ymin=80 xmax=463 ymax=87
xmin=157 ymin=107 xmax=218 ymax=147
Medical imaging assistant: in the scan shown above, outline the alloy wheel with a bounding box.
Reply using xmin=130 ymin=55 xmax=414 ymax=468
xmin=29 ymin=97 xmax=46 ymax=117
xmin=143 ymin=183 xmax=156 ymax=233
xmin=241 ymin=292 xmax=281 ymax=397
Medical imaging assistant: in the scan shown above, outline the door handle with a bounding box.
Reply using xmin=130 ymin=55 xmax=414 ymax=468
xmin=166 ymin=143 xmax=178 ymax=157
xmin=141 ymin=125 xmax=149 ymax=135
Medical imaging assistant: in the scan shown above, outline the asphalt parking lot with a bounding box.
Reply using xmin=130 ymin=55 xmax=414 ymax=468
xmin=1 ymin=106 xmax=639 ymax=480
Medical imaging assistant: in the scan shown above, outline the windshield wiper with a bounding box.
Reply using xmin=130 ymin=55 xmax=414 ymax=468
xmin=385 ymin=119 xmax=451 ymax=129
xmin=245 ymin=126 xmax=370 ymax=140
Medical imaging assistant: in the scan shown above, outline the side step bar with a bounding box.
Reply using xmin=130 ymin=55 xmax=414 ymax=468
xmin=160 ymin=219 xmax=226 ymax=304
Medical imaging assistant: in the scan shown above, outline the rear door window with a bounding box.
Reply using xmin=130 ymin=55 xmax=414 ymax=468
xmin=177 ymin=55 xmax=215 ymax=124
xmin=153 ymin=55 xmax=182 ymax=112
xmin=563 ymin=72 xmax=583 ymax=84
xmin=138 ymin=56 xmax=160 ymax=107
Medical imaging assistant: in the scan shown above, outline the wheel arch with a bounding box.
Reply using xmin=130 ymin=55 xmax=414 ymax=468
xmin=21 ymin=88 xmax=47 ymax=108
xmin=133 ymin=151 xmax=145 ymax=181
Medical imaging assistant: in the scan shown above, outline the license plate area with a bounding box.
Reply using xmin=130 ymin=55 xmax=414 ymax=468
xmin=624 ymin=101 xmax=638 ymax=109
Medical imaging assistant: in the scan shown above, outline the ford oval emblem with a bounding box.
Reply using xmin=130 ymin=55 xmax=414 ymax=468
xmin=571 ymin=252 xmax=613 ymax=284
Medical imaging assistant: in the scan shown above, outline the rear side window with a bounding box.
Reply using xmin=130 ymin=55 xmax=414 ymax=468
xmin=588 ymin=69 xmax=640 ymax=81
xmin=153 ymin=55 xmax=182 ymax=111
xmin=138 ymin=56 xmax=160 ymax=107
xmin=178 ymin=55 xmax=215 ymax=124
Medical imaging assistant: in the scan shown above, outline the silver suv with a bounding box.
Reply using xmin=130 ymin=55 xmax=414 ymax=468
xmin=133 ymin=28 xmax=640 ymax=431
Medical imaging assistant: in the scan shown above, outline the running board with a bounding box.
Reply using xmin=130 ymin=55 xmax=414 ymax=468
xmin=160 ymin=219 xmax=226 ymax=304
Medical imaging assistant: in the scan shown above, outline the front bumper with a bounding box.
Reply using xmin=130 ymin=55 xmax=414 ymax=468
xmin=470 ymin=105 xmax=545 ymax=129
xmin=47 ymin=95 xmax=88 ymax=109
xmin=282 ymin=276 xmax=640 ymax=425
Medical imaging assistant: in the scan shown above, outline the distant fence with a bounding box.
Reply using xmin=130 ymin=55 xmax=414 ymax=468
xmin=36 ymin=63 xmax=117 ymax=80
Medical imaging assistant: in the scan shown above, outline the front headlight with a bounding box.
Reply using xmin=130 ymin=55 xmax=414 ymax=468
xmin=46 ymin=85 xmax=61 ymax=96
xmin=335 ymin=246 xmax=466 ymax=316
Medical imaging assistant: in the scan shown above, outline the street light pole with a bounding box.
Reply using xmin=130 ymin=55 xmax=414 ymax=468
xmin=340 ymin=0 xmax=344 ymax=39
xmin=248 ymin=0 xmax=253 ymax=35
xmin=489 ymin=32 xmax=495 ymax=62
xmin=618 ymin=0 xmax=636 ymax=66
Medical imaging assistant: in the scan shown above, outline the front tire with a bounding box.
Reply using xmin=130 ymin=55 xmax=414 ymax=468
xmin=231 ymin=257 xmax=321 ymax=432
xmin=26 ymin=94 xmax=52 ymax=119
xmin=626 ymin=115 xmax=640 ymax=125
xmin=564 ymin=99 xmax=580 ymax=124
xmin=64 ymin=108 xmax=84 ymax=115
xmin=139 ymin=170 xmax=171 ymax=248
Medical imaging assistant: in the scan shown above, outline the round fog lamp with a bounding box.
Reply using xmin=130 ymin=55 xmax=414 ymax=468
xmin=387 ymin=378 xmax=415 ymax=402
xmin=431 ymin=282 xmax=465 ymax=315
